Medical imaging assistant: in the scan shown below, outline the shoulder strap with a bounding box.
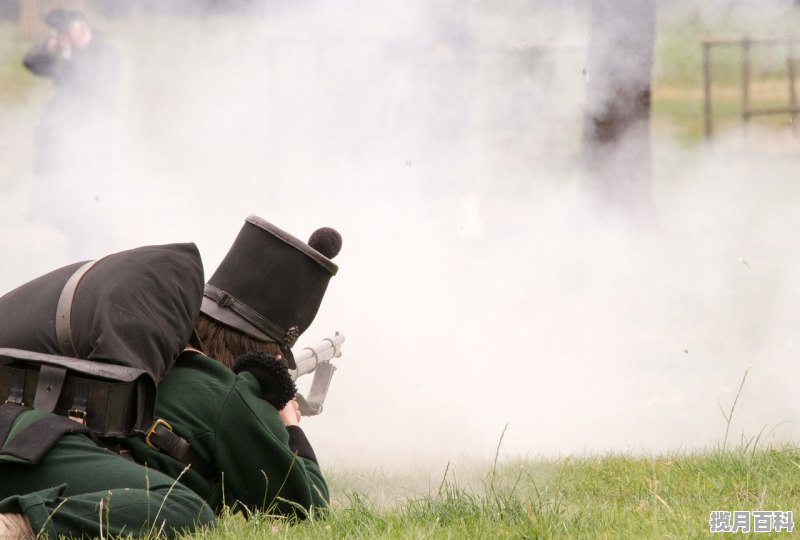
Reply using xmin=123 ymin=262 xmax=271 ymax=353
xmin=55 ymin=259 xmax=102 ymax=358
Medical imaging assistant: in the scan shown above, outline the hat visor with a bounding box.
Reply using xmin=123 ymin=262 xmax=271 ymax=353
xmin=200 ymin=297 xmax=296 ymax=369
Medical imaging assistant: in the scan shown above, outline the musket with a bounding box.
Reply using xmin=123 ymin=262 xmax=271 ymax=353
xmin=291 ymin=332 xmax=344 ymax=416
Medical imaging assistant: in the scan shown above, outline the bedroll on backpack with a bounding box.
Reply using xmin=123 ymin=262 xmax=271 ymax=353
xmin=0 ymin=243 xmax=204 ymax=456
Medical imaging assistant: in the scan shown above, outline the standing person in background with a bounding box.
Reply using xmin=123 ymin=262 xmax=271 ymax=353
xmin=23 ymin=9 xmax=119 ymax=261
xmin=125 ymin=215 xmax=343 ymax=518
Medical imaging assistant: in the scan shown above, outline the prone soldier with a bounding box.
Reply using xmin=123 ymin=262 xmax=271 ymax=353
xmin=123 ymin=215 xmax=343 ymax=517
xmin=0 ymin=216 xmax=343 ymax=537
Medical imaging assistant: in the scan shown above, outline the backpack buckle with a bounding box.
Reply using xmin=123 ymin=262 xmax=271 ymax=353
xmin=145 ymin=418 xmax=174 ymax=452
xmin=68 ymin=408 xmax=87 ymax=425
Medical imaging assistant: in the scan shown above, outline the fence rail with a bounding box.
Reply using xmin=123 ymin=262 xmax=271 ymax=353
xmin=702 ymin=36 xmax=799 ymax=140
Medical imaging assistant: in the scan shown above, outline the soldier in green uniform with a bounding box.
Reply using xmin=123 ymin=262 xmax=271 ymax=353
xmin=0 ymin=243 xmax=216 ymax=539
xmin=123 ymin=348 xmax=329 ymax=515
xmin=0 ymin=216 xmax=341 ymax=537
xmin=124 ymin=215 xmax=342 ymax=516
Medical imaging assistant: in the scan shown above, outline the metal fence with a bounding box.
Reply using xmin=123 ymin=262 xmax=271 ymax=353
xmin=702 ymin=36 xmax=800 ymax=140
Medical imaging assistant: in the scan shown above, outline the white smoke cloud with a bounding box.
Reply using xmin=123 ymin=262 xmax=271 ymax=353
xmin=2 ymin=1 xmax=800 ymax=474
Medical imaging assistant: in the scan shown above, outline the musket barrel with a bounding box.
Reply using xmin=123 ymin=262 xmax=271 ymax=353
xmin=290 ymin=332 xmax=345 ymax=380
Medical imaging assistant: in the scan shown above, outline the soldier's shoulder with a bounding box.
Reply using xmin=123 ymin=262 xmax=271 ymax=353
xmin=168 ymin=351 xmax=236 ymax=385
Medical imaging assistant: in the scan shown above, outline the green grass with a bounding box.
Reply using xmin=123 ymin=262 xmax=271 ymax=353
xmin=184 ymin=373 xmax=800 ymax=539
xmin=2 ymin=8 xmax=800 ymax=538
xmin=175 ymin=445 xmax=800 ymax=539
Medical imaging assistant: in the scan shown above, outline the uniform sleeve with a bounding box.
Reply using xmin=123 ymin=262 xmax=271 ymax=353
xmin=23 ymin=43 xmax=60 ymax=78
xmin=210 ymin=379 xmax=329 ymax=517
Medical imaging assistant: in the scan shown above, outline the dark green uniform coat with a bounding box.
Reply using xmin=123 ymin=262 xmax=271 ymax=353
xmin=0 ymin=407 xmax=214 ymax=538
xmin=125 ymin=350 xmax=329 ymax=516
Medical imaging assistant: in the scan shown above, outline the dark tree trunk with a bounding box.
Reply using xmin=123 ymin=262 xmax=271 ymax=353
xmin=581 ymin=0 xmax=657 ymax=221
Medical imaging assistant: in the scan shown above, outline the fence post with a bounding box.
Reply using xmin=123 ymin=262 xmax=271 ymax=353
xmin=740 ymin=37 xmax=751 ymax=139
xmin=702 ymin=41 xmax=713 ymax=141
xmin=788 ymin=41 xmax=798 ymax=131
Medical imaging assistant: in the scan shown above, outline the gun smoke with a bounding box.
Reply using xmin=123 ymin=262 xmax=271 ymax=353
xmin=1 ymin=0 xmax=800 ymax=475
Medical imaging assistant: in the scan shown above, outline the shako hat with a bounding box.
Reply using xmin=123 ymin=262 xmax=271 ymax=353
xmin=201 ymin=215 xmax=342 ymax=367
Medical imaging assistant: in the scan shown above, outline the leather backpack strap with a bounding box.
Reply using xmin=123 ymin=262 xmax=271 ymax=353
xmin=55 ymin=259 xmax=102 ymax=358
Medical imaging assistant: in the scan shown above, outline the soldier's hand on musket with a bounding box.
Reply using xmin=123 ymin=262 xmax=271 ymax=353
xmin=278 ymin=399 xmax=301 ymax=427
xmin=45 ymin=33 xmax=59 ymax=53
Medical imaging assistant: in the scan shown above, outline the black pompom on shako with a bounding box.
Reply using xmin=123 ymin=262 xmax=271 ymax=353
xmin=201 ymin=215 xmax=341 ymax=369
xmin=308 ymin=227 xmax=342 ymax=260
